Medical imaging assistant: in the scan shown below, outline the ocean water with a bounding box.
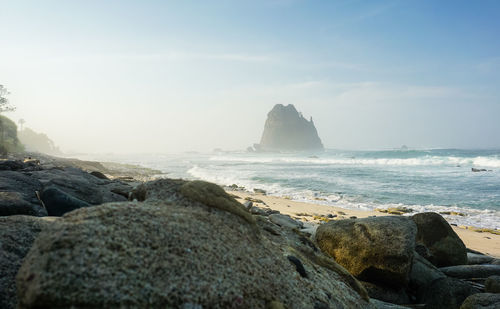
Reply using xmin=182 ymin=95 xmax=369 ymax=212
xmin=80 ymin=149 xmax=500 ymax=230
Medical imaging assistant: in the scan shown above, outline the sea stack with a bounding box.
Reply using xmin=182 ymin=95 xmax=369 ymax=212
xmin=255 ymin=104 xmax=324 ymax=152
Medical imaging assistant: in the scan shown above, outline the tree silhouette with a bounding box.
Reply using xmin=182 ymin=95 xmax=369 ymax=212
xmin=0 ymin=85 xmax=15 ymax=113
xmin=0 ymin=85 xmax=16 ymax=152
xmin=18 ymin=118 xmax=26 ymax=131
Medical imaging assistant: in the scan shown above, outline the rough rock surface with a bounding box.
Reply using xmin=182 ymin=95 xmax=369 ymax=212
xmin=460 ymin=293 xmax=500 ymax=309
xmin=411 ymin=254 xmax=481 ymax=308
xmin=485 ymin=276 xmax=500 ymax=293
xmin=0 ymin=171 xmax=46 ymax=216
xmin=16 ymin=201 xmax=371 ymax=309
xmin=315 ymin=216 xmax=417 ymax=287
xmin=409 ymin=252 xmax=446 ymax=298
xmin=468 ymin=252 xmax=494 ymax=265
xmin=0 ymin=216 xmax=54 ymax=309
xmin=440 ymin=265 xmax=500 ymax=279
xmin=360 ymin=281 xmax=410 ymax=305
xmin=256 ymin=104 xmax=324 ymax=151
xmin=41 ymin=186 xmax=90 ymax=216
xmin=420 ymin=277 xmax=480 ymax=309
xmin=370 ymin=299 xmax=409 ymax=309
xmin=31 ymin=167 xmax=130 ymax=206
xmin=269 ymin=213 xmax=303 ymax=229
xmin=412 ymin=212 xmax=467 ymax=267
xmin=132 ymin=179 xmax=255 ymax=224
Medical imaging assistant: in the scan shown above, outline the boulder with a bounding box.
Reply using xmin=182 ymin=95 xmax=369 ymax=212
xmin=420 ymin=277 xmax=480 ymax=309
xmin=269 ymin=213 xmax=303 ymax=229
xmin=360 ymin=281 xmax=410 ymax=305
xmin=485 ymin=276 xmax=500 ymax=293
xmin=468 ymin=252 xmax=494 ymax=265
xmin=370 ymin=299 xmax=409 ymax=309
xmin=16 ymin=201 xmax=371 ymax=308
xmin=31 ymin=167 xmax=130 ymax=205
xmin=439 ymin=265 xmax=500 ymax=279
xmin=412 ymin=212 xmax=467 ymax=267
xmin=315 ymin=216 xmax=417 ymax=287
xmin=0 ymin=171 xmax=46 ymax=216
xmin=41 ymin=186 xmax=91 ymax=216
xmin=89 ymin=171 xmax=109 ymax=180
xmin=460 ymin=293 xmax=500 ymax=309
xmin=409 ymin=252 xmax=446 ymax=295
xmin=409 ymin=253 xmax=479 ymax=308
xmin=0 ymin=160 xmax=26 ymax=171
xmin=256 ymin=104 xmax=324 ymax=151
xmin=0 ymin=216 xmax=54 ymax=309
xmin=471 ymin=168 xmax=488 ymax=172
xmin=131 ymin=179 xmax=255 ymax=224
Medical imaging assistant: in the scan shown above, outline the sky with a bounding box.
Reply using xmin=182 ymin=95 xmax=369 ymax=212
xmin=1 ymin=0 xmax=499 ymax=153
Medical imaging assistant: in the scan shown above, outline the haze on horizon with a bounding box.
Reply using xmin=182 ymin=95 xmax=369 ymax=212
xmin=1 ymin=0 xmax=499 ymax=154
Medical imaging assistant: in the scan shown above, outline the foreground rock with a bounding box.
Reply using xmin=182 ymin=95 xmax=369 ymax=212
xmin=412 ymin=212 xmax=467 ymax=267
xmin=0 ymin=216 xmax=54 ymax=309
xmin=254 ymin=104 xmax=324 ymax=152
xmin=460 ymin=293 xmax=500 ymax=308
xmin=315 ymin=216 xmax=417 ymax=287
xmin=17 ymin=199 xmax=371 ymax=308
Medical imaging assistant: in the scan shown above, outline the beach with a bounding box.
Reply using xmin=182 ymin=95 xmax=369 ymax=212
xmin=231 ymin=190 xmax=500 ymax=258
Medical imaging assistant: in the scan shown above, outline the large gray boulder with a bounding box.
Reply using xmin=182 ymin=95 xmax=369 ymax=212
xmin=0 ymin=216 xmax=54 ymax=309
xmin=255 ymin=104 xmax=324 ymax=152
xmin=0 ymin=171 xmax=46 ymax=216
xmin=412 ymin=212 xmax=467 ymax=267
xmin=315 ymin=216 xmax=417 ymax=287
xmin=460 ymin=293 xmax=500 ymax=309
xmin=16 ymin=200 xmax=371 ymax=308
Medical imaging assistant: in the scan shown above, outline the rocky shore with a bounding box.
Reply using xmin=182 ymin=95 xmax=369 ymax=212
xmin=1 ymin=154 xmax=500 ymax=308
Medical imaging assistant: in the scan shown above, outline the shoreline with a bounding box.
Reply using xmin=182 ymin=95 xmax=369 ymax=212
xmin=229 ymin=189 xmax=500 ymax=258
xmin=7 ymin=152 xmax=499 ymax=258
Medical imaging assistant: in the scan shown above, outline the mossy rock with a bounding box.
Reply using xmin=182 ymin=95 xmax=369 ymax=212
xmin=180 ymin=180 xmax=255 ymax=224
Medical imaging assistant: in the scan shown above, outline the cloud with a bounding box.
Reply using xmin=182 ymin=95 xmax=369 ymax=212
xmin=475 ymin=57 xmax=500 ymax=73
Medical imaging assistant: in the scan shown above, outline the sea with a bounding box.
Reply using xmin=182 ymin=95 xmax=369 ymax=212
xmin=78 ymin=149 xmax=500 ymax=230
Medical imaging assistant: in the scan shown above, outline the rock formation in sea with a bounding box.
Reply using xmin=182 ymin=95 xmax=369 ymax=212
xmin=255 ymin=104 xmax=324 ymax=152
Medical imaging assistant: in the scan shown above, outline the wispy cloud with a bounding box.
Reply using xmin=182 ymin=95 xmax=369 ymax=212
xmin=475 ymin=57 xmax=500 ymax=73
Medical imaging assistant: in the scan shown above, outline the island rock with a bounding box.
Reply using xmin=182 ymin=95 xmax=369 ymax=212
xmin=255 ymin=104 xmax=324 ymax=152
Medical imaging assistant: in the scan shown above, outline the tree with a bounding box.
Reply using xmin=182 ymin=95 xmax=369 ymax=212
xmin=0 ymin=85 xmax=17 ymax=155
xmin=0 ymin=85 xmax=15 ymax=113
xmin=18 ymin=118 xmax=26 ymax=131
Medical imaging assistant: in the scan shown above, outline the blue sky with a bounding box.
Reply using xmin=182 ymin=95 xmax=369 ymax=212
xmin=1 ymin=0 xmax=499 ymax=152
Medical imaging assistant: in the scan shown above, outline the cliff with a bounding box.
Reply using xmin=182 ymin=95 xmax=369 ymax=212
xmin=256 ymin=104 xmax=324 ymax=151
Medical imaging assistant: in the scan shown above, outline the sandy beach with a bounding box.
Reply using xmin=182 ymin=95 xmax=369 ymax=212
xmin=231 ymin=190 xmax=500 ymax=258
